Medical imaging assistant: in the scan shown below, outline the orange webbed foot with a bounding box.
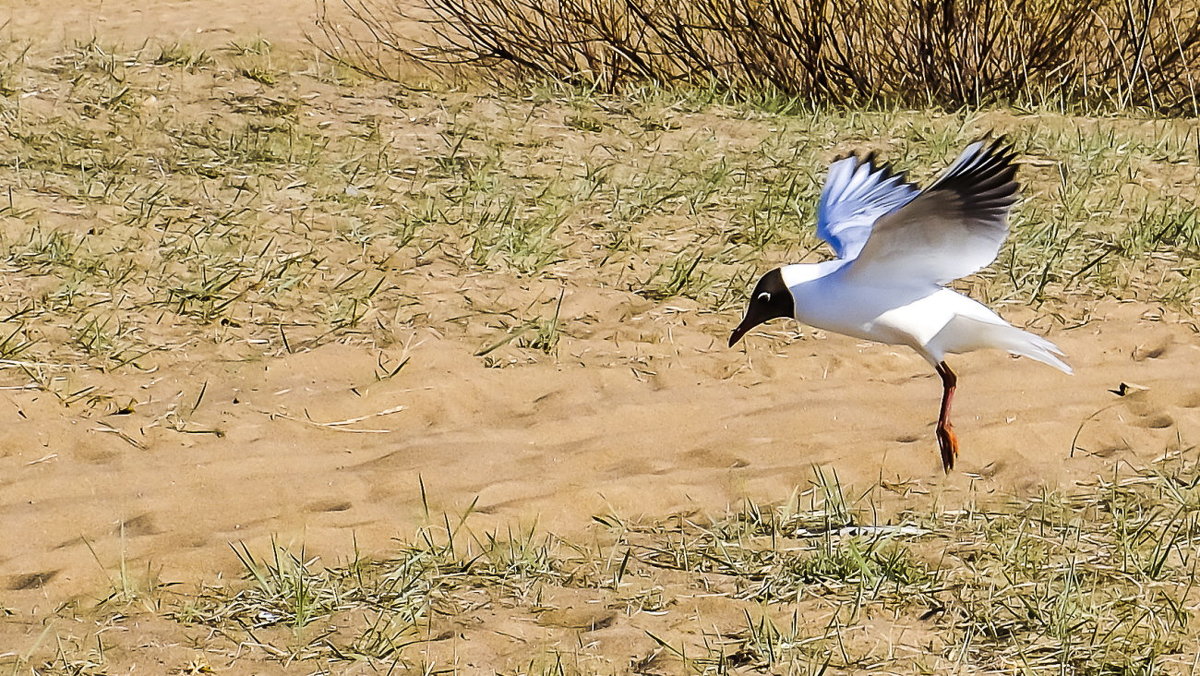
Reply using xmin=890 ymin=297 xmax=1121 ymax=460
xmin=936 ymin=421 xmax=958 ymax=472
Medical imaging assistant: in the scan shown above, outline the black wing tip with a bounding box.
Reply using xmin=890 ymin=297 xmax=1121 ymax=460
xmin=831 ymin=147 xmax=910 ymax=185
xmin=970 ymin=133 xmax=1019 ymax=166
xmin=936 ymin=133 xmax=1021 ymax=208
xmin=833 ymin=136 xmax=1017 ymax=185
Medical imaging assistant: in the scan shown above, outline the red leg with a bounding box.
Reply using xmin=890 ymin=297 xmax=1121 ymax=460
xmin=935 ymin=361 xmax=959 ymax=472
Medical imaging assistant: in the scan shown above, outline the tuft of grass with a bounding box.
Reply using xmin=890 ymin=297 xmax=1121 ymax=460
xmin=238 ymin=66 xmax=278 ymax=85
xmin=154 ymin=43 xmax=214 ymax=70
xmin=475 ymin=290 xmax=566 ymax=362
xmin=81 ymin=526 xmax=168 ymax=613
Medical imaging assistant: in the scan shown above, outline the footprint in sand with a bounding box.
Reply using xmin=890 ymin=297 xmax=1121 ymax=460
xmin=115 ymin=513 xmax=161 ymax=536
xmin=535 ymin=606 xmax=616 ymax=631
xmin=1134 ymin=412 xmax=1175 ymax=430
xmin=6 ymin=570 xmax=57 ymax=590
xmin=1131 ymin=338 xmax=1171 ymax=361
xmin=304 ymin=499 xmax=353 ymax=513
xmin=1106 ymin=385 xmax=1178 ymax=431
xmin=1089 ymin=440 xmax=1133 ymax=458
xmin=683 ymin=447 xmax=751 ymax=469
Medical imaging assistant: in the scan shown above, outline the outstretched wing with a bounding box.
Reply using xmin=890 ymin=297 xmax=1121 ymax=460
xmin=816 ymin=153 xmax=920 ymax=260
xmin=844 ymin=138 xmax=1019 ymax=286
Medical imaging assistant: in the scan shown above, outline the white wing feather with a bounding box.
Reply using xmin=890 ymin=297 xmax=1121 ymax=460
xmin=816 ymin=153 xmax=920 ymax=260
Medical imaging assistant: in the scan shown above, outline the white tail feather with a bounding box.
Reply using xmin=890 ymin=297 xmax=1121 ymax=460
xmin=1006 ymin=329 xmax=1072 ymax=374
xmin=930 ymin=315 xmax=1072 ymax=374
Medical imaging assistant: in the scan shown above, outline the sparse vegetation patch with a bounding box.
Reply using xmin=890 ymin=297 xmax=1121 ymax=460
xmin=62 ymin=455 xmax=1200 ymax=672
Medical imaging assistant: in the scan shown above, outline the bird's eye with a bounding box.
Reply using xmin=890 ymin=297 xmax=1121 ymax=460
xmin=757 ymin=292 xmax=771 ymax=302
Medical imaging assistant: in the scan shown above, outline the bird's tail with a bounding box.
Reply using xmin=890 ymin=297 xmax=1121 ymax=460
xmin=938 ymin=315 xmax=1072 ymax=374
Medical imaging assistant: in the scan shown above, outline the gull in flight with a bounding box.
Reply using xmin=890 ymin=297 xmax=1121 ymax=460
xmin=729 ymin=138 xmax=1071 ymax=471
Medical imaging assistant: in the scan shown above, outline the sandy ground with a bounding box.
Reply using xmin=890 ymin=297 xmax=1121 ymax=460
xmin=5 ymin=293 xmax=1196 ymax=606
xmin=3 ymin=0 xmax=320 ymax=52
xmin=2 ymin=0 xmax=1200 ymax=672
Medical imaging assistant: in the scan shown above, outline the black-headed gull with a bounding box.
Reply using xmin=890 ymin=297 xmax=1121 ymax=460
xmin=729 ymin=138 xmax=1071 ymax=472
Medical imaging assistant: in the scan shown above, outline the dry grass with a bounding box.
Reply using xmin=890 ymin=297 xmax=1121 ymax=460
xmin=0 ymin=37 xmax=1197 ymax=377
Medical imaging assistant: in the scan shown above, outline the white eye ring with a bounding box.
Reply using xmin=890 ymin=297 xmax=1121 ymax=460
xmin=757 ymin=292 xmax=771 ymax=302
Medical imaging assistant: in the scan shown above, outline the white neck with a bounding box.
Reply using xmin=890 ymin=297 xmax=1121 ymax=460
xmin=779 ymin=260 xmax=849 ymax=290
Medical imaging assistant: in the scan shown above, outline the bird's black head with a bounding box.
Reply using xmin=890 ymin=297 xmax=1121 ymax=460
xmin=729 ymin=268 xmax=793 ymax=347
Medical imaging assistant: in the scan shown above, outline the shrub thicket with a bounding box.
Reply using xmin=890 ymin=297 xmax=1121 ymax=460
xmin=314 ymin=0 xmax=1199 ymax=113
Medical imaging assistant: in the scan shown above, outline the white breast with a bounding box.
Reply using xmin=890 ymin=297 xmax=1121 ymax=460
xmin=782 ymin=263 xmax=987 ymax=350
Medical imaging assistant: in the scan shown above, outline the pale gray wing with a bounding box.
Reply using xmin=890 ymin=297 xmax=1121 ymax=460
xmin=816 ymin=153 xmax=920 ymax=260
xmin=843 ymin=138 xmax=1018 ymax=285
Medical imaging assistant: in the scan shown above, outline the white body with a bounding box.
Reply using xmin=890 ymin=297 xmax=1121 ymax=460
xmin=781 ymin=262 xmax=1071 ymax=373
